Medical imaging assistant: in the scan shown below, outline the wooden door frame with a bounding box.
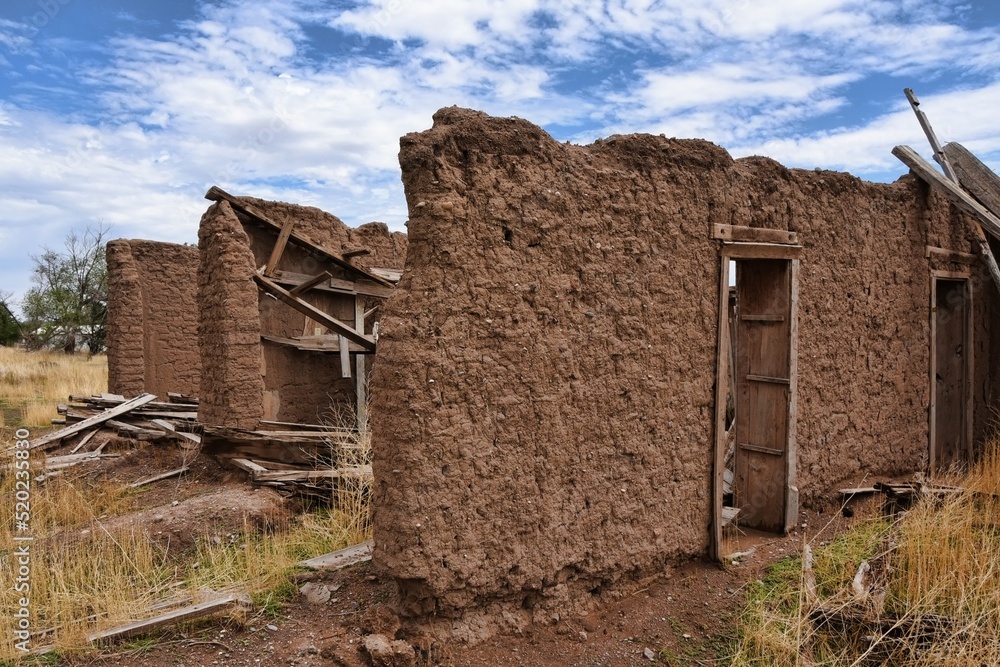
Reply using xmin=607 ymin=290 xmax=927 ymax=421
xmin=928 ymin=270 xmax=974 ymax=475
xmin=711 ymin=245 xmax=800 ymax=561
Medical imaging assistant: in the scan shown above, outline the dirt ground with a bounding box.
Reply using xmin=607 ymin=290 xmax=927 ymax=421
xmin=37 ymin=436 xmax=874 ymax=667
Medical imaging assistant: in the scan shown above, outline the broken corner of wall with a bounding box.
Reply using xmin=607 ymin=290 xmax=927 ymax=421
xmin=198 ymin=200 xmax=265 ymax=429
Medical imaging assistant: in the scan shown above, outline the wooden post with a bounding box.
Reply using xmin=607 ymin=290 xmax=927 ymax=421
xmin=355 ymin=295 xmax=368 ymax=434
xmin=711 ymin=255 xmax=731 ymax=562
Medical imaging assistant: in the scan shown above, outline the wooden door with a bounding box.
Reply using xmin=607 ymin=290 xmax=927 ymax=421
xmin=735 ymin=259 xmax=792 ymax=532
xmin=931 ymin=277 xmax=971 ymax=473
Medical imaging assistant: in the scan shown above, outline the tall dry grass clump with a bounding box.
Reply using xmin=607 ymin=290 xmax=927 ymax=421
xmin=321 ymin=397 xmax=373 ymax=546
xmin=732 ymin=440 xmax=1000 ymax=666
xmin=0 ymin=347 xmax=107 ymax=427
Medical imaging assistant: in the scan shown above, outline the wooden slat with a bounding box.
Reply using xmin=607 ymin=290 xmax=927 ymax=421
xmin=298 ymin=540 xmax=373 ymax=570
xmin=944 ymin=142 xmax=1000 ymax=219
xmin=925 ymin=245 xmax=978 ymax=265
xmin=87 ymin=595 xmax=241 ymax=644
xmin=128 ymin=467 xmax=190 ymax=488
xmin=893 ymin=145 xmax=1000 ymax=240
xmin=261 ymin=334 xmax=369 ymax=354
xmin=69 ymin=429 xmax=99 ymax=454
xmin=289 ymin=271 xmax=334 ymax=297
xmin=339 ymin=334 xmax=351 ymax=379
xmin=26 ymin=394 xmax=158 ymax=451
xmin=342 ymin=248 xmax=371 ymax=259
xmin=149 ymin=419 xmax=202 ymax=448
xmin=272 ymin=270 xmax=394 ymax=299
xmin=369 ymin=267 xmax=402 ymax=283
xmin=904 ymin=88 xmax=957 ymax=180
xmin=722 ymin=242 xmax=803 ymax=260
xmin=205 ymin=186 xmax=393 ymax=287
xmin=711 ymin=224 xmax=798 ymax=245
xmin=741 ymin=314 xmax=785 ymax=322
xmin=740 ymin=442 xmax=784 ymax=456
xmin=253 ymin=465 xmax=372 ymax=482
xmin=355 ymin=294 xmax=367 ymax=434
xmin=746 ymin=374 xmax=790 ymax=385
xmin=710 ymin=255 xmax=731 ymax=562
xmin=253 ymin=273 xmax=376 ymax=351
xmin=264 ymin=219 xmax=295 ymax=277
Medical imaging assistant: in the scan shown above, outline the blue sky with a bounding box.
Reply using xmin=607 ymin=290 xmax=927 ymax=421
xmin=2 ymin=0 xmax=1000 ymax=311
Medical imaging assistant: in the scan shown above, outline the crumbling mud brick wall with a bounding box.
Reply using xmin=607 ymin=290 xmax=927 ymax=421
xmin=371 ymin=107 xmax=997 ymax=635
xmin=106 ymin=240 xmax=200 ymax=398
xmin=198 ymin=196 xmax=406 ymax=429
xmin=198 ymin=202 xmax=265 ymax=429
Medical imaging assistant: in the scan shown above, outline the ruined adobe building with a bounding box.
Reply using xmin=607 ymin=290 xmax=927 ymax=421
xmin=106 ymin=240 xmax=201 ymax=399
xmin=197 ymin=188 xmax=407 ymax=430
xmin=106 ymin=193 xmax=407 ymax=435
xmin=370 ymin=107 xmax=999 ymax=636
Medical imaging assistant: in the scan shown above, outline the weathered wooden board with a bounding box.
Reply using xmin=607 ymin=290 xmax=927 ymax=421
xmin=298 ymin=540 xmax=373 ymax=570
xmin=711 ymin=224 xmax=798 ymax=245
xmin=943 ymin=142 xmax=1000 ymax=219
xmin=27 ymin=394 xmax=157 ymax=450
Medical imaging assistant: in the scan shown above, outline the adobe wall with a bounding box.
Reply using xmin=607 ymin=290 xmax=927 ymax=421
xmin=370 ymin=107 xmax=997 ymax=637
xmin=106 ymin=239 xmax=200 ymax=398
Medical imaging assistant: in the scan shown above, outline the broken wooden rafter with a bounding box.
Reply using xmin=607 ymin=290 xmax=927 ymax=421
xmin=288 ymin=270 xmax=334 ymax=297
xmin=943 ymin=142 xmax=1000 ymax=221
xmin=204 ymin=186 xmax=393 ymax=287
xmin=253 ymin=272 xmax=376 ymax=351
xmin=904 ymin=88 xmax=958 ymax=180
xmin=264 ymin=218 xmax=295 ymax=277
xmin=899 ymin=92 xmax=1000 ymax=293
xmin=272 ymin=269 xmax=394 ymax=299
xmin=261 ymin=334 xmax=369 ymax=354
xmin=342 ymin=248 xmax=371 ymax=259
xmin=26 ymin=393 xmax=158 ymax=451
xmin=892 ymin=146 xmax=1000 ymax=241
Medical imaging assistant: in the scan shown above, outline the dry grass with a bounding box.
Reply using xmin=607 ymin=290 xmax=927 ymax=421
xmin=732 ymin=442 xmax=1000 ymax=666
xmin=0 ymin=389 xmax=374 ymax=661
xmin=0 ymin=347 xmax=107 ymax=427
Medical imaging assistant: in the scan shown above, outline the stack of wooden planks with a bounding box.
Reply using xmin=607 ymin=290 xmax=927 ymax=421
xmin=204 ymin=421 xmax=371 ymax=499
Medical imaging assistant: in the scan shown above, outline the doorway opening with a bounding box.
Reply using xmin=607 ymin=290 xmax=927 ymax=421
xmin=930 ymin=274 xmax=973 ymax=474
xmin=712 ymin=251 xmax=799 ymax=559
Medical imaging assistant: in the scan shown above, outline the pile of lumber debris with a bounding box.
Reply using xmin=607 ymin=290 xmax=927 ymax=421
xmin=204 ymin=421 xmax=372 ymax=499
xmin=24 ymin=392 xmax=371 ymax=498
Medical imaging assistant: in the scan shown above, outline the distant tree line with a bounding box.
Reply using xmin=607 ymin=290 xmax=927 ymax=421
xmin=3 ymin=224 xmax=109 ymax=353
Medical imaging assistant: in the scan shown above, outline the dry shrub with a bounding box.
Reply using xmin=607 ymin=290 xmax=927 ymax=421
xmin=732 ymin=440 xmax=1000 ymax=666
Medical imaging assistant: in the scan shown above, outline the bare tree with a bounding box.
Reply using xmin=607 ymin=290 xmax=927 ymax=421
xmin=22 ymin=223 xmax=110 ymax=353
xmin=0 ymin=289 xmax=19 ymax=346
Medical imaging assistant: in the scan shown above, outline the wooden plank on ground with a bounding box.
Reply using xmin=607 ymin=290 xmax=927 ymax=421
xmin=893 ymin=145 xmax=1000 ymax=240
xmin=149 ymin=419 xmax=202 ymax=448
xmin=253 ymin=273 xmax=376 ymax=351
xmin=253 ymin=465 xmax=372 ymax=483
xmin=298 ymin=540 xmax=373 ymax=570
xmin=128 ymin=467 xmax=189 ymax=488
xmin=711 ymin=224 xmax=798 ymax=245
xmin=69 ymin=429 xmax=99 ymax=454
xmin=87 ymin=595 xmax=242 ymax=644
xmin=26 ymin=393 xmax=158 ymax=451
